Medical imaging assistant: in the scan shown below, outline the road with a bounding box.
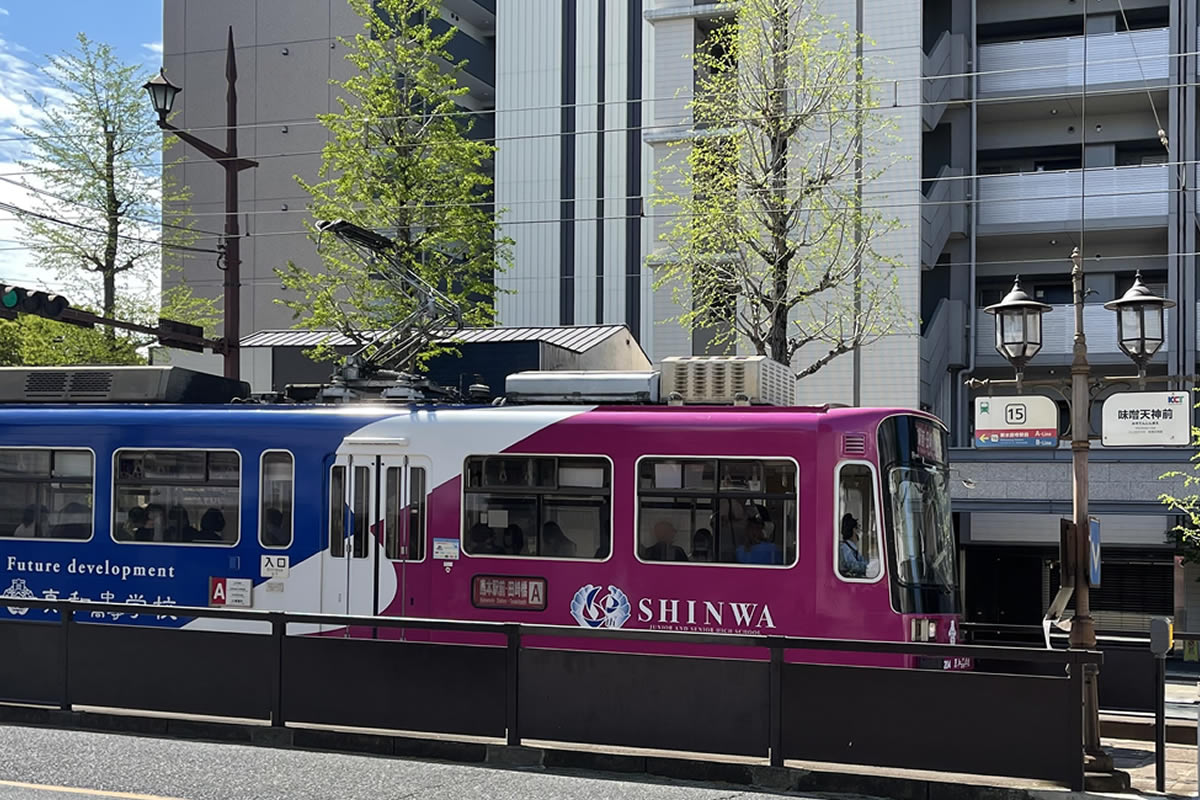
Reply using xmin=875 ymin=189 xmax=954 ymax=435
xmin=0 ymin=724 xmax=804 ymax=800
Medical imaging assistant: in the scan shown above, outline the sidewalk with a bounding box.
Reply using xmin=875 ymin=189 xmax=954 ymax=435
xmin=1106 ymin=737 xmax=1195 ymax=796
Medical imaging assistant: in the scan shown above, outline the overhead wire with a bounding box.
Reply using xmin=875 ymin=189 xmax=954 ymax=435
xmin=0 ymin=200 xmax=220 ymax=255
xmin=0 ymin=36 xmax=1187 ymax=146
xmin=0 ymin=75 xmax=1190 ymax=180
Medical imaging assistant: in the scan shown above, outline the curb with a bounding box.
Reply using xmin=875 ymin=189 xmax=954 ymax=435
xmin=1101 ymin=716 xmax=1197 ymax=745
xmin=0 ymin=704 xmax=1066 ymax=800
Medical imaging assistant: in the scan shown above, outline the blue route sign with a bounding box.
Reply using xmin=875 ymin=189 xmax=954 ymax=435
xmin=1088 ymin=517 xmax=1101 ymax=587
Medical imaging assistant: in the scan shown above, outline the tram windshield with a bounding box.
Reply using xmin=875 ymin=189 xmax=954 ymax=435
xmin=878 ymin=415 xmax=960 ymax=614
xmin=889 ymin=466 xmax=956 ymax=590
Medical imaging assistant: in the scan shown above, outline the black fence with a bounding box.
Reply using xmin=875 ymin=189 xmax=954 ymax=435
xmin=0 ymin=599 xmax=1099 ymax=791
xmin=965 ymin=622 xmax=1156 ymax=712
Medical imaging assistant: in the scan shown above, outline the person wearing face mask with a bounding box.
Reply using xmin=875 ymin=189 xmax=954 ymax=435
xmin=839 ymin=513 xmax=869 ymax=577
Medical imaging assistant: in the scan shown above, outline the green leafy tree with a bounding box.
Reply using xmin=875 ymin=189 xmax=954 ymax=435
xmin=649 ymin=0 xmax=904 ymax=376
xmin=1160 ymin=420 xmax=1200 ymax=570
xmin=0 ymin=316 xmax=143 ymax=366
xmin=12 ymin=33 xmax=214 ymax=350
xmin=279 ymin=0 xmax=509 ymax=370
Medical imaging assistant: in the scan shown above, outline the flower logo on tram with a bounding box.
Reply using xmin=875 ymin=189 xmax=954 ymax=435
xmin=570 ymin=584 xmax=631 ymax=629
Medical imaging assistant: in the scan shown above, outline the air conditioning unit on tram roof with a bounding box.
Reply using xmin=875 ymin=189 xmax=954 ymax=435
xmin=660 ymin=356 xmax=795 ymax=407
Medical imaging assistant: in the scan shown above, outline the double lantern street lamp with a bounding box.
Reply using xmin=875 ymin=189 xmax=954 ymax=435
xmin=985 ymin=258 xmax=1174 ymax=391
xmin=977 ymin=247 xmax=1175 ymax=775
xmin=142 ymin=27 xmax=258 ymax=382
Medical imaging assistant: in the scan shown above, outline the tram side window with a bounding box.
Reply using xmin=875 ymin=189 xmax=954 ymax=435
xmin=637 ymin=458 xmax=798 ymax=566
xmin=0 ymin=449 xmax=93 ymax=540
xmin=837 ymin=464 xmax=881 ymax=580
xmin=329 ymin=466 xmax=346 ymax=557
xmin=385 ymin=467 xmax=426 ymax=560
xmin=112 ymin=450 xmax=239 ymax=545
xmin=259 ymin=451 xmax=293 ymax=548
xmin=462 ymin=456 xmax=611 ymax=559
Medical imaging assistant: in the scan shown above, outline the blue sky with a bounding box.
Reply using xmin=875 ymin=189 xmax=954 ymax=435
xmin=0 ymin=0 xmax=163 ymax=286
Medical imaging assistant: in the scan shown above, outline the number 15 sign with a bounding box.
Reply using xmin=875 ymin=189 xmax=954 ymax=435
xmin=974 ymin=396 xmax=1059 ymax=449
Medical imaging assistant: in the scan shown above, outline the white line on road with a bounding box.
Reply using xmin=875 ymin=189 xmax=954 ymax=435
xmin=0 ymin=780 xmax=188 ymax=800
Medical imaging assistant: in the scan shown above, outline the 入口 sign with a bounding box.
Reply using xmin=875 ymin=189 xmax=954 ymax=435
xmin=1102 ymin=391 xmax=1190 ymax=447
xmin=974 ymin=395 xmax=1059 ymax=448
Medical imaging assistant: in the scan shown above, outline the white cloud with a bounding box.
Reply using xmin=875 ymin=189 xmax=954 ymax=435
xmin=0 ymin=9 xmax=10 ymax=16
xmin=142 ymin=41 xmax=163 ymax=56
xmin=0 ymin=37 xmax=66 ymax=162
xmin=0 ymin=164 xmax=48 ymax=287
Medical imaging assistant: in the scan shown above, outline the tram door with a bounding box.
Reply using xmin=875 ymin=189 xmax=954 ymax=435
xmin=378 ymin=455 xmax=430 ymax=620
xmin=321 ymin=452 xmax=377 ymax=620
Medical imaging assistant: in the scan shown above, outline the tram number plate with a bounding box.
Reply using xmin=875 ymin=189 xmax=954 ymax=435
xmin=918 ymin=656 xmax=974 ymax=671
xmin=472 ymin=575 xmax=546 ymax=611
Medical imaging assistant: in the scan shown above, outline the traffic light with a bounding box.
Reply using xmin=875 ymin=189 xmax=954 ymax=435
xmin=0 ymin=285 xmax=70 ymax=320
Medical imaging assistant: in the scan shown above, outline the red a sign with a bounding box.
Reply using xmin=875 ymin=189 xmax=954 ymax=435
xmin=209 ymin=577 xmax=227 ymax=606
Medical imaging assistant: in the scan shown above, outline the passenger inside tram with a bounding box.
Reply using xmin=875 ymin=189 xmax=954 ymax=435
xmin=691 ymin=528 xmax=713 ymax=562
xmin=195 ymin=508 xmax=226 ymax=542
xmin=502 ymin=524 xmax=525 ymax=555
xmin=12 ymin=504 xmax=43 ymax=537
xmin=735 ymin=507 xmax=782 ymax=565
xmin=468 ymin=522 xmax=501 ymax=554
xmin=839 ymin=514 xmax=869 ymax=577
xmin=541 ymin=521 xmax=577 ymax=557
xmin=642 ymin=519 xmax=689 ymax=562
xmin=260 ymin=508 xmax=286 ymax=546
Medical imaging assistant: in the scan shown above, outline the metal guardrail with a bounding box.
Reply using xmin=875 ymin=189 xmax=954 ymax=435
xmin=1 ymin=598 xmax=1101 ymax=790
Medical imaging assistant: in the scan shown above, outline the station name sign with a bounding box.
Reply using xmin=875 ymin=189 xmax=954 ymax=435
xmin=1101 ymin=391 xmax=1191 ymax=447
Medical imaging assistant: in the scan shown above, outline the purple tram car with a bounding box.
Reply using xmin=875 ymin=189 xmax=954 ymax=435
xmin=0 ymin=366 xmax=964 ymax=667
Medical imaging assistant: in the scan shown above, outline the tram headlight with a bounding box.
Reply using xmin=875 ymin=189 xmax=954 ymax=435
xmin=910 ymin=618 xmax=938 ymax=642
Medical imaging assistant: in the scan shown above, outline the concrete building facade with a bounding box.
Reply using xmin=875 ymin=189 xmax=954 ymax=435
xmin=161 ymin=0 xmax=497 ymax=338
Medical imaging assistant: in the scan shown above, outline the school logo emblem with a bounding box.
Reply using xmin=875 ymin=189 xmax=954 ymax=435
xmin=2 ymin=579 xmax=35 ymax=616
xmin=570 ymin=584 xmax=631 ymax=629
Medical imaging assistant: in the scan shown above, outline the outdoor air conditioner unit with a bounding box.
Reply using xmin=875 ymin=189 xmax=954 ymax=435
xmin=660 ymin=356 xmax=795 ymax=407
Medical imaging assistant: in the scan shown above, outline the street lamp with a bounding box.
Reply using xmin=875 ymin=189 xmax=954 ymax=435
xmin=1104 ymin=272 xmax=1174 ymax=388
xmin=970 ymin=247 xmax=1158 ymax=778
xmin=983 ymin=276 xmax=1052 ymax=389
xmin=142 ymin=69 xmax=181 ymax=120
xmin=143 ymin=27 xmax=257 ymax=382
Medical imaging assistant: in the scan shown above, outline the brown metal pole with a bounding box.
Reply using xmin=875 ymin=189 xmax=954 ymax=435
xmin=222 ymin=26 xmax=241 ymax=382
xmin=1067 ymin=247 xmax=1109 ymax=771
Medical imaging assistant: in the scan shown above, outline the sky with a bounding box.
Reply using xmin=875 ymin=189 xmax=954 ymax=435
xmin=0 ymin=0 xmax=163 ymax=289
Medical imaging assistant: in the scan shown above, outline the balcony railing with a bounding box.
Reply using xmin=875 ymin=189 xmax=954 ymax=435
xmin=977 ymin=164 xmax=1168 ymax=230
xmin=974 ymin=303 xmax=1173 ymax=361
xmin=979 ymin=28 xmax=1168 ymax=96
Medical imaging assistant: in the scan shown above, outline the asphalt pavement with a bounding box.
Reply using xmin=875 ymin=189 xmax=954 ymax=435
xmin=0 ymin=724 xmax=798 ymax=800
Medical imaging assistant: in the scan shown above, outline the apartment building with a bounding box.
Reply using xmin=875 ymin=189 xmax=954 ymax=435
xmin=920 ymin=0 xmax=1199 ymax=630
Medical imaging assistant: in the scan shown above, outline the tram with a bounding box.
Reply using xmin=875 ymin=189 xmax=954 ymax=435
xmin=0 ymin=362 xmax=963 ymax=665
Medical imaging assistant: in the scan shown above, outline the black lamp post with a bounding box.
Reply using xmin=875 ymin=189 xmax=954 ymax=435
xmin=144 ymin=27 xmax=258 ymax=381
xmin=983 ymin=276 xmax=1052 ymax=391
xmin=970 ymin=248 xmax=1182 ymax=778
xmin=1104 ymin=272 xmax=1174 ymax=389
